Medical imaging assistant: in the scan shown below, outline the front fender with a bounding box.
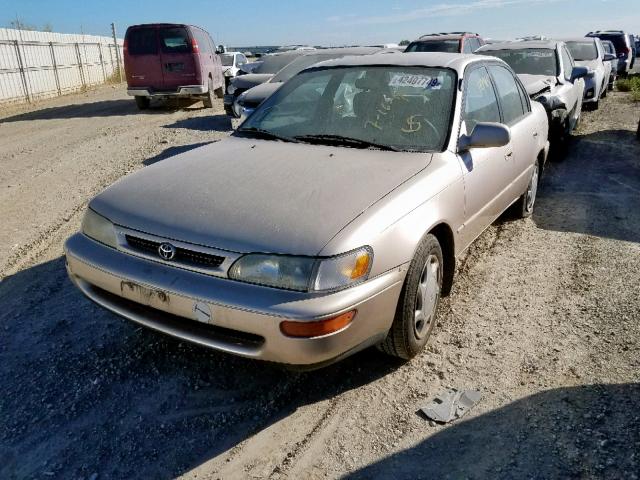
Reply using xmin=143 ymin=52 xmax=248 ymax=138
xmin=318 ymin=152 xmax=465 ymax=277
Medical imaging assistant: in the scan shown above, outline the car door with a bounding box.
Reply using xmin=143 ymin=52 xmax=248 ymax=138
xmin=159 ymin=26 xmax=198 ymax=90
xmin=457 ymin=64 xmax=514 ymax=247
xmin=487 ymin=64 xmax=537 ymax=198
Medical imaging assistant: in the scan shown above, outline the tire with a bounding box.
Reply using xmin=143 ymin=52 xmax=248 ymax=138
xmin=214 ymin=86 xmax=224 ymax=99
xmin=378 ymin=234 xmax=443 ymax=360
xmin=513 ymin=159 xmax=540 ymax=219
xmin=592 ymin=99 xmax=599 ymax=110
xmin=601 ymin=84 xmax=608 ymax=98
xmin=135 ymin=96 xmax=150 ymax=110
xmin=203 ymin=77 xmax=214 ymax=108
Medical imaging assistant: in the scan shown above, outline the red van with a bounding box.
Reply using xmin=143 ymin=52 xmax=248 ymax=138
xmin=124 ymin=24 xmax=225 ymax=110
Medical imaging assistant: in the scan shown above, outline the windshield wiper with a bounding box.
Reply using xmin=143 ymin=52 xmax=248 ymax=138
xmin=294 ymin=134 xmax=400 ymax=152
xmin=237 ymin=127 xmax=298 ymax=144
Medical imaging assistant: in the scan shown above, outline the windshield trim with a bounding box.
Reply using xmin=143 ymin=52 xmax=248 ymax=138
xmin=235 ymin=64 xmax=459 ymax=154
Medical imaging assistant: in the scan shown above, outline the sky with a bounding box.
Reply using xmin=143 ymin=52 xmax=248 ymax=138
xmin=1 ymin=0 xmax=638 ymax=46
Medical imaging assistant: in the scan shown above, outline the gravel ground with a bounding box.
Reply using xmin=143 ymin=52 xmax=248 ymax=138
xmin=0 ymin=85 xmax=639 ymax=480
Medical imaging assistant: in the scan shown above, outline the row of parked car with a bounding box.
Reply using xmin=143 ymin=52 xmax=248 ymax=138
xmin=68 ymin=23 xmax=636 ymax=368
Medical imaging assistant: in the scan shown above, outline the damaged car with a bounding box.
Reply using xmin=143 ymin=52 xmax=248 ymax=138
xmin=477 ymin=40 xmax=588 ymax=147
xmin=224 ymin=51 xmax=306 ymax=116
xmin=65 ymin=53 xmax=548 ymax=367
xmin=234 ymin=47 xmax=384 ymax=120
xmin=563 ymin=37 xmax=614 ymax=109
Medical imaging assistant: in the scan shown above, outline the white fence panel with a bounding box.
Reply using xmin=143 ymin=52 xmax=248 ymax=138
xmin=0 ymin=28 xmax=123 ymax=106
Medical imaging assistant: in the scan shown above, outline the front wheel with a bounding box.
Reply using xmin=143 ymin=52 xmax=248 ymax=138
xmin=378 ymin=235 xmax=443 ymax=360
xmin=514 ymin=159 xmax=540 ymax=219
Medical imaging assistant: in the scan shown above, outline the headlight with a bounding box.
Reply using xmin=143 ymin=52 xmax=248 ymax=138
xmin=229 ymin=254 xmax=315 ymax=291
xmin=82 ymin=208 xmax=117 ymax=248
xmin=229 ymin=247 xmax=373 ymax=292
xmin=227 ymin=84 xmax=237 ymax=95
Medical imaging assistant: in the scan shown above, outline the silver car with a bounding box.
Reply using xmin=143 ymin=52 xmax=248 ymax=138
xmin=476 ymin=40 xmax=587 ymax=146
xmin=65 ymin=53 xmax=549 ymax=367
xmin=562 ymin=37 xmax=615 ymax=109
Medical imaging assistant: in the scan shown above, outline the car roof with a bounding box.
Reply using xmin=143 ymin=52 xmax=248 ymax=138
xmin=303 ymin=46 xmax=383 ymax=56
xmin=306 ymin=52 xmax=487 ymax=74
xmin=416 ymin=32 xmax=480 ymax=41
xmin=477 ymin=40 xmax=560 ymax=51
xmin=558 ymin=37 xmax=597 ymax=43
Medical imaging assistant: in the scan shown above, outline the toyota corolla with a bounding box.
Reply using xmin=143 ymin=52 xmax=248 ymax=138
xmin=65 ymin=53 xmax=549 ymax=367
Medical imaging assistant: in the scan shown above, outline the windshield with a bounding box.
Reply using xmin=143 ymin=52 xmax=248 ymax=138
xmin=480 ymin=48 xmax=558 ymax=76
xmin=239 ymin=66 xmax=456 ymax=152
xmin=253 ymin=53 xmax=302 ymax=74
xmin=405 ymin=40 xmax=460 ymax=53
xmin=221 ymin=54 xmax=235 ymax=66
xmin=566 ymin=41 xmax=598 ymax=61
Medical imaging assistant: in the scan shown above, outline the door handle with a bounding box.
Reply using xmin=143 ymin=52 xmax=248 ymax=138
xmin=533 ymin=132 xmax=539 ymax=137
xmin=505 ymin=151 xmax=514 ymax=161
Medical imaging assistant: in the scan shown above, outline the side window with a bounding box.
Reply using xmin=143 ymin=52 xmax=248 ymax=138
xmin=463 ymin=66 xmax=501 ymax=133
xmin=561 ymin=47 xmax=574 ymax=81
xmin=238 ymin=55 xmax=247 ymax=65
xmin=469 ymin=38 xmax=481 ymax=52
xmin=462 ymin=39 xmax=474 ymax=54
xmin=488 ymin=65 xmax=526 ymax=124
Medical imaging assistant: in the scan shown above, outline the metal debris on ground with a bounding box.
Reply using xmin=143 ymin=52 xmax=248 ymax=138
xmin=419 ymin=388 xmax=482 ymax=424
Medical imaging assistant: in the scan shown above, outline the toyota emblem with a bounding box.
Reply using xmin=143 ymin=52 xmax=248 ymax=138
xmin=158 ymin=243 xmax=176 ymax=260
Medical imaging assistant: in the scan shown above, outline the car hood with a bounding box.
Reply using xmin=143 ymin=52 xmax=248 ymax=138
xmin=91 ymin=137 xmax=430 ymax=255
xmin=230 ymin=74 xmax=274 ymax=90
xmin=240 ymin=82 xmax=283 ymax=107
xmin=518 ymin=74 xmax=557 ymax=97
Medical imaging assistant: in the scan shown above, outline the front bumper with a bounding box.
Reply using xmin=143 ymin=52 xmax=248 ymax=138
xmin=127 ymin=86 xmax=207 ymax=97
xmin=64 ymin=234 xmax=404 ymax=366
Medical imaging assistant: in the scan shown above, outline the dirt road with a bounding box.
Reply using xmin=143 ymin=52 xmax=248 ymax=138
xmin=1 ymin=86 xmax=639 ymax=480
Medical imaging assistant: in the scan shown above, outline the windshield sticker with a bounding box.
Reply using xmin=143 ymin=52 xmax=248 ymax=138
xmin=389 ymin=74 xmax=442 ymax=90
xmin=527 ymin=51 xmax=554 ymax=58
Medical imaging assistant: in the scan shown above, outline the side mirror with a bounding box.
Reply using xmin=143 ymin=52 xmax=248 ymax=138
xmin=570 ymin=66 xmax=589 ymax=82
xmin=458 ymin=122 xmax=511 ymax=152
xmin=603 ymin=53 xmax=616 ymax=62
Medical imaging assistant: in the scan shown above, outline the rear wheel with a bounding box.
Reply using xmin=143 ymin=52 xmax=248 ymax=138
xmin=203 ymin=77 xmax=215 ymax=108
xmin=378 ymin=234 xmax=443 ymax=360
xmin=514 ymin=159 xmax=540 ymax=219
xmin=135 ymin=96 xmax=150 ymax=110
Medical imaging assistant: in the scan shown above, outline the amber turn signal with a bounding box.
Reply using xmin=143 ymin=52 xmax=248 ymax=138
xmin=280 ymin=310 xmax=356 ymax=338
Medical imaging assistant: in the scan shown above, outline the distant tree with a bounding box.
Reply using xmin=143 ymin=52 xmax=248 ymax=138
xmin=399 ymin=39 xmax=410 ymax=46
xmin=7 ymin=18 xmax=53 ymax=32
xmin=9 ymin=18 xmax=36 ymax=30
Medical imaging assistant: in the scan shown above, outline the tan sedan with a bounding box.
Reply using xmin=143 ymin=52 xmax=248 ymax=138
xmin=65 ymin=53 xmax=549 ymax=367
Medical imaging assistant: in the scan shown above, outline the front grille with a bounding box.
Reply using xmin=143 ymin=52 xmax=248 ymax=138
xmin=125 ymin=235 xmax=225 ymax=270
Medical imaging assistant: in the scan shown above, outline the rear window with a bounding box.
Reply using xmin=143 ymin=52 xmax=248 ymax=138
xmin=405 ymin=40 xmax=460 ymax=53
xmin=253 ymin=54 xmax=301 ymax=74
xmin=593 ymin=34 xmax=626 ymax=52
xmin=126 ymin=28 xmax=158 ymax=55
xmin=159 ymin=27 xmax=192 ymax=54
